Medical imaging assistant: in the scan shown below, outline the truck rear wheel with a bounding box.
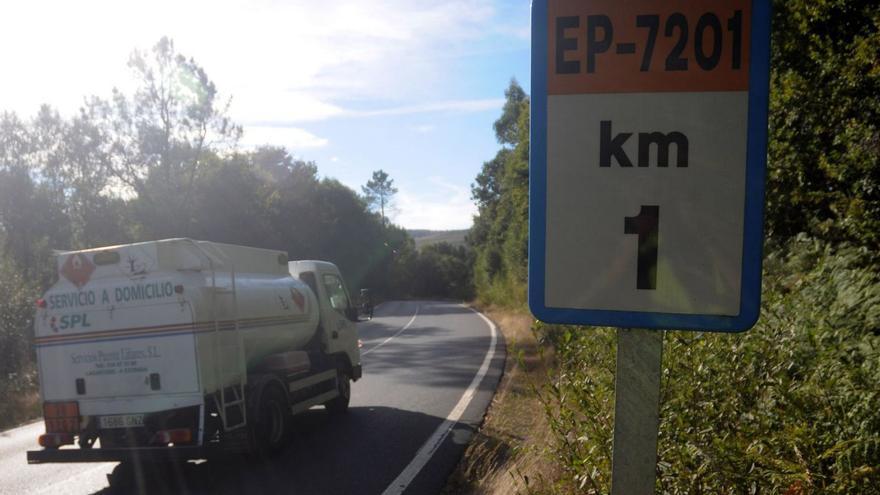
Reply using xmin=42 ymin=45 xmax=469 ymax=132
xmin=250 ymin=384 xmax=289 ymax=458
xmin=325 ymin=367 xmax=351 ymax=415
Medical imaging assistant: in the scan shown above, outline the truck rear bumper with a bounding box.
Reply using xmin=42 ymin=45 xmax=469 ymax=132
xmin=27 ymin=446 xmax=209 ymax=464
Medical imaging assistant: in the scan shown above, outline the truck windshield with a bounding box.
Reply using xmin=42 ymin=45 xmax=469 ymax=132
xmin=322 ymin=274 xmax=351 ymax=313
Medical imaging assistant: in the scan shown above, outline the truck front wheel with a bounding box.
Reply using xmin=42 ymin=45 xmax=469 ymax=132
xmin=325 ymin=368 xmax=351 ymax=415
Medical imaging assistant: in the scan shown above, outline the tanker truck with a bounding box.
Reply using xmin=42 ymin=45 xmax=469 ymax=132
xmin=26 ymin=238 xmax=361 ymax=463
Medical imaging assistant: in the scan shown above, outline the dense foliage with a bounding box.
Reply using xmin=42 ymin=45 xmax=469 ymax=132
xmin=468 ymin=1 xmax=880 ymax=492
xmin=537 ymin=239 xmax=880 ymax=494
xmin=410 ymin=242 xmax=475 ymax=301
xmin=767 ymin=0 xmax=879 ymax=249
xmin=470 ymin=79 xmax=530 ymax=307
xmin=0 ymin=38 xmax=472 ymax=429
xmin=0 ymin=256 xmax=40 ymax=425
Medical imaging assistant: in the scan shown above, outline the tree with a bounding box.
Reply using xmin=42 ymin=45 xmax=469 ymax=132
xmin=766 ymin=0 xmax=879 ymax=249
xmin=0 ymin=110 xmax=71 ymax=279
xmin=361 ymin=169 xmax=398 ymax=226
xmin=469 ymin=79 xmax=530 ymax=305
xmin=89 ymin=37 xmax=242 ymax=237
xmin=411 ymin=242 xmax=475 ymax=300
xmin=493 ymin=78 xmax=527 ymax=146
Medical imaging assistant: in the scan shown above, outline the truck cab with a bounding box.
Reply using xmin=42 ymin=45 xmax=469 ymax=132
xmin=289 ymin=261 xmax=361 ymax=380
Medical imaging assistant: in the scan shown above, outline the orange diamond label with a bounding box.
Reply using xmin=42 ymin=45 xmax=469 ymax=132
xmin=290 ymin=288 xmax=306 ymax=311
xmin=60 ymin=253 xmax=95 ymax=288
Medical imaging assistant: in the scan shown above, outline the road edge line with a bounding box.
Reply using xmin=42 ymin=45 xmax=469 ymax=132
xmin=362 ymin=305 xmax=420 ymax=356
xmin=380 ymin=304 xmax=498 ymax=495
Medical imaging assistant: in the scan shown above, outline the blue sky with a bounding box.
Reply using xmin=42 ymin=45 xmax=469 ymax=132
xmin=0 ymin=0 xmax=531 ymax=230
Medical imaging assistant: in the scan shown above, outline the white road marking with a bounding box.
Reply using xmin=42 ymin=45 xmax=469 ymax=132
xmin=362 ymin=305 xmax=420 ymax=356
xmin=381 ymin=305 xmax=498 ymax=495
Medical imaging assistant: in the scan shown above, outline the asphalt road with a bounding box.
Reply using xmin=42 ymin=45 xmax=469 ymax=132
xmin=0 ymin=300 xmax=504 ymax=495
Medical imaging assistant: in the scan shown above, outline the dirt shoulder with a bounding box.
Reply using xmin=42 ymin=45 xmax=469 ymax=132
xmin=443 ymin=306 xmax=558 ymax=494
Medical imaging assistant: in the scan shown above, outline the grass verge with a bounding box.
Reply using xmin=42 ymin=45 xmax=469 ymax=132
xmin=442 ymin=306 xmax=559 ymax=494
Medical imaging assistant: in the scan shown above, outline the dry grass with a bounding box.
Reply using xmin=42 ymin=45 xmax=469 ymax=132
xmin=443 ymin=306 xmax=559 ymax=494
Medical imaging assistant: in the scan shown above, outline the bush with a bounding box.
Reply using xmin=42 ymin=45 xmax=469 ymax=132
xmin=0 ymin=255 xmax=41 ymax=429
xmin=535 ymin=238 xmax=880 ymax=494
xmin=533 ymin=323 xmax=616 ymax=494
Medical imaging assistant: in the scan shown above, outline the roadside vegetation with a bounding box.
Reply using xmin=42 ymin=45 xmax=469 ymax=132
xmin=443 ymin=307 xmax=557 ymax=495
xmin=464 ymin=1 xmax=879 ymax=493
xmin=0 ymin=38 xmax=474 ymax=430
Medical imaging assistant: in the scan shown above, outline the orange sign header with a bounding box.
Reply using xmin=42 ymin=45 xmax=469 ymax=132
xmin=548 ymin=0 xmax=751 ymax=94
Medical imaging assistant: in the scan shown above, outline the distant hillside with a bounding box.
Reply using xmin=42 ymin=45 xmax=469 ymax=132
xmin=408 ymin=229 xmax=469 ymax=250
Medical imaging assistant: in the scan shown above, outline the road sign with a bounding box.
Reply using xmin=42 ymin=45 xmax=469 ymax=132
xmin=529 ymin=0 xmax=771 ymax=332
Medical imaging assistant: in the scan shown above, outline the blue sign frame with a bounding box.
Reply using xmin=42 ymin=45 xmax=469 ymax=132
xmin=528 ymin=0 xmax=772 ymax=332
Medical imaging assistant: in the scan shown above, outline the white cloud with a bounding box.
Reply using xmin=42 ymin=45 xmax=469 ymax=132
xmin=350 ymin=99 xmax=504 ymax=118
xmin=394 ymin=177 xmax=475 ymax=230
xmin=0 ymin=0 xmax=517 ymax=122
xmin=413 ymin=124 xmax=435 ymax=133
xmin=234 ymin=92 xmax=345 ymax=124
xmin=242 ymin=126 xmax=329 ymax=149
xmin=242 ymin=98 xmax=503 ymax=126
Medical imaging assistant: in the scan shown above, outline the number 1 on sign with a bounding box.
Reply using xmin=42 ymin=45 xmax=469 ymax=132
xmin=624 ymin=205 xmax=659 ymax=290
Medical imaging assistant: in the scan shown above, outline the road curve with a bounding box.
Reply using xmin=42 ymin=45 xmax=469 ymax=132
xmin=0 ymin=300 xmax=505 ymax=495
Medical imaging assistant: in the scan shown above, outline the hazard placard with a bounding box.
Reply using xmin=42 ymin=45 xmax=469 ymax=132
xmin=528 ymin=0 xmax=771 ymax=331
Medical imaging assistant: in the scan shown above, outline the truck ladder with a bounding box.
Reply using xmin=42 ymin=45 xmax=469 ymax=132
xmin=189 ymin=241 xmax=248 ymax=434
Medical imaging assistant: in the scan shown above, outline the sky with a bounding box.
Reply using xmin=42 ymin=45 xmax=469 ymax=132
xmin=0 ymin=0 xmax=531 ymax=230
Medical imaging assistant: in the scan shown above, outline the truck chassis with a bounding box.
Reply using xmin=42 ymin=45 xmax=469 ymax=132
xmin=27 ymin=356 xmax=361 ymax=464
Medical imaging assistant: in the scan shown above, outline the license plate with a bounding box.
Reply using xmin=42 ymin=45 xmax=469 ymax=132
xmin=99 ymin=414 xmax=144 ymax=429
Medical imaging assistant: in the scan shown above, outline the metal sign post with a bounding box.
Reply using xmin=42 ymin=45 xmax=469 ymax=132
xmin=529 ymin=0 xmax=772 ymax=492
xmin=610 ymin=329 xmax=663 ymax=494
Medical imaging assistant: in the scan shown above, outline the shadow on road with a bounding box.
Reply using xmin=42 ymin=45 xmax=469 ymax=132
xmin=364 ymin=333 xmax=498 ymax=393
xmin=94 ymin=406 xmax=476 ymax=495
xmin=357 ymin=301 xmax=499 ymax=392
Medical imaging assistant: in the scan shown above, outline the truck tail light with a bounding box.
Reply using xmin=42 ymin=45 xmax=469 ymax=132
xmin=151 ymin=428 xmax=192 ymax=445
xmin=38 ymin=432 xmax=74 ymax=448
xmin=43 ymin=401 xmax=80 ymax=434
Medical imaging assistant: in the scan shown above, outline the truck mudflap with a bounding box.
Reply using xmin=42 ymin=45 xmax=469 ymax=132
xmin=26 ymin=445 xmax=212 ymax=464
